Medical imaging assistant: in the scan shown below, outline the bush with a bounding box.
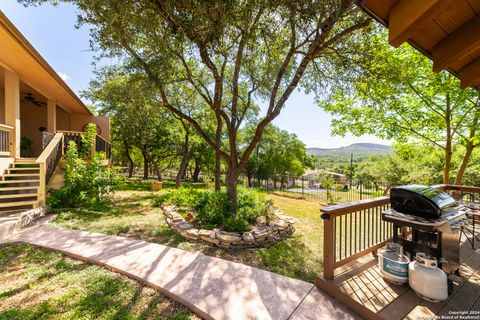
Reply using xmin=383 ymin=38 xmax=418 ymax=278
xmin=48 ymin=125 xmax=120 ymax=208
xmin=334 ymin=184 xmax=344 ymax=192
xmin=195 ymin=191 xmax=231 ymax=226
xmin=223 ymin=216 xmax=250 ymax=233
xmin=153 ymin=187 xmax=203 ymax=208
xmin=236 ymin=206 xmax=259 ymax=224
xmin=260 ymin=199 xmax=275 ymax=225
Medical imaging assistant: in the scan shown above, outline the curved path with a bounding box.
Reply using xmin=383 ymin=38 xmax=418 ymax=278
xmin=5 ymin=220 xmax=358 ymax=320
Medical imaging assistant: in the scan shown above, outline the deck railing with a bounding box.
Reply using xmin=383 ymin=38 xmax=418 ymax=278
xmin=0 ymin=124 xmax=14 ymax=157
xmin=95 ymin=134 xmax=111 ymax=159
xmin=320 ymin=184 xmax=480 ymax=280
xmin=57 ymin=130 xmax=83 ymax=154
xmin=58 ymin=130 xmax=111 ymax=159
xmin=321 ymin=197 xmax=393 ymax=280
xmin=41 ymin=131 xmax=55 ymax=150
xmin=36 ymin=132 xmax=64 ymax=205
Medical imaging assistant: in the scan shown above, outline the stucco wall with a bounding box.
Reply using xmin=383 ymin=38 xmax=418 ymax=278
xmin=20 ymin=100 xmax=47 ymax=156
xmin=70 ymin=114 xmax=110 ymax=142
xmin=56 ymin=106 xmax=70 ymax=131
xmin=0 ymin=89 xmax=5 ymax=124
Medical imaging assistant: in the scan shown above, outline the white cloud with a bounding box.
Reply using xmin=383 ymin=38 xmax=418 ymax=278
xmin=58 ymin=72 xmax=70 ymax=81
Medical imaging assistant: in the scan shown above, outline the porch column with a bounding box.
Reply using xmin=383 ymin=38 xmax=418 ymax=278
xmin=4 ymin=71 xmax=20 ymax=158
xmin=47 ymin=99 xmax=56 ymax=133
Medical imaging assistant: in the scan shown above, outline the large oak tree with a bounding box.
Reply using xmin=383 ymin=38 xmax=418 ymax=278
xmin=23 ymin=0 xmax=371 ymax=211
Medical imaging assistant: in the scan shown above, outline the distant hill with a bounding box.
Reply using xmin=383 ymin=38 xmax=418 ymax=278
xmin=307 ymin=143 xmax=392 ymax=159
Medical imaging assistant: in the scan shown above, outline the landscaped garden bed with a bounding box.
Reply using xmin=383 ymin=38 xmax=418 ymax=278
xmin=162 ymin=204 xmax=295 ymax=249
xmin=155 ymin=186 xmax=296 ymax=248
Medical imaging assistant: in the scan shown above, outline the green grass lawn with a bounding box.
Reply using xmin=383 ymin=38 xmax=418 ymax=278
xmin=50 ymin=179 xmax=324 ymax=283
xmin=0 ymin=244 xmax=198 ymax=320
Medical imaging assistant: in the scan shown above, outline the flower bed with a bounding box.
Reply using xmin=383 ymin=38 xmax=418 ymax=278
xmin=162 ymin=204 xmax=295 ymax=248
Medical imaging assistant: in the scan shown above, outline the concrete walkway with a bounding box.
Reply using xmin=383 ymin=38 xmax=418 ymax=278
xmin=5 ymin=223 xmax=359 ymax=320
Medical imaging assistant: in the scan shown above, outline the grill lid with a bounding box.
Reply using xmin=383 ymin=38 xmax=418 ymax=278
xmin=390 ymin=185 xmax=456 ymax=219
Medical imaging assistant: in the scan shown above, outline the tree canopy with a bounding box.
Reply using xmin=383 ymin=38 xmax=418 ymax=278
xmin=318 ymin=28 xmax=480 ymax=184
xmin=23 ymin=0 xmax=371 ymax=211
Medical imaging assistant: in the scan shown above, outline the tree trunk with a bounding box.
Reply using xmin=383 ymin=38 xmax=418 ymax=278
xmin=214 ymin=114 xmax=222 ymax=191
xmin=247 ymin=172 xmax=253 ymax=187
xmin=455 ymin=114 xmax=479 ymax=185
xmin=124 ymin=140 xmax=134 ymax=178
xmin=153 ymin=161 xmax=162 ymax=181
xmin=455 ymin=143 xmax=474 ymax=185
xmin=226 ymin=170 xmax=238 ymax=214
xmin=192 ymin=158 xmax=201 ymax=182
xmin=444 ymin=98 xmax=452 ymax=184
xmin=141 ymin=148 xmax=149 ymax=180
xmin=176 ymin=132 xmax=190 ymax=188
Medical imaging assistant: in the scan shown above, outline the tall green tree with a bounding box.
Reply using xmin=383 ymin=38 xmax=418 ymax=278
xmin=24 ymin=0 xmax=371 ymax=211
xmin=84 ymin=69 xmax=181 ymax=180
xmin=318 ymin=28 xmax=480 ymax=184
xmin=244 ymin=124 xmax=315 ymax=186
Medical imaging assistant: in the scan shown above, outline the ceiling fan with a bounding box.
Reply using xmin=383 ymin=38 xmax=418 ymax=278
xmin=22 ymin=93 xmax=46 ymax=107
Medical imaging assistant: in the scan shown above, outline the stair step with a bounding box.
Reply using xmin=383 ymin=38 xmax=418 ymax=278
xmin=2 ymin=173 xmax=40 ymax=177
xmin=0 ymin=186 xmax=39 ymax=191
xmin=0 ymin=180 xmax=40 ymax=184
xmin=0 ymin=200 xmax=38 ymax=208
xmin=0 ymin=193 xmax=39 ymax=199
xmin=8 ymin=167 xmax=40 ymax=171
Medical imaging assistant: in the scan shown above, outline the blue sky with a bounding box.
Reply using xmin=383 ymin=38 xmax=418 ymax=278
xmin=1 ymin=0 xmax=390 ymax=149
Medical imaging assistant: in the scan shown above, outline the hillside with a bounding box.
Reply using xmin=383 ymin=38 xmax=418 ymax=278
xmin=307 ymin=143 xmax=391 ymax=160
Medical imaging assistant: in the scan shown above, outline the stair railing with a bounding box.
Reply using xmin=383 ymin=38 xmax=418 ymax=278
xmin=0 ymin=124 xmax=14 ymax=157
xmin=95 ymin=134 xmax=112 ymax=159
xmin=36 ymin=132 xmax=64 ymax=206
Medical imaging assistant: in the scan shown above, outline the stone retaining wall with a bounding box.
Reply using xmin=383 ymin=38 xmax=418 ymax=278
xmin=162 ymin=205 xmax=295 ymax=248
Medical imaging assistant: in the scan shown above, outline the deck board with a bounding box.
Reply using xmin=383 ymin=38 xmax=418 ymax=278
xmin=317 ymin=237 xmax=480 ymax=320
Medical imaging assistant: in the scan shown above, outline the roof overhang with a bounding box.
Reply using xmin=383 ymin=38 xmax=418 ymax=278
xmin=358 ymin=0 xmax=480 ymax=90
xmin=0 ymin=10 xmax=92 ymax=115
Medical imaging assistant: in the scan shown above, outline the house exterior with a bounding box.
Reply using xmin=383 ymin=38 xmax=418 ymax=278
xmin=0 ymin=10 xmax=110 ymax=210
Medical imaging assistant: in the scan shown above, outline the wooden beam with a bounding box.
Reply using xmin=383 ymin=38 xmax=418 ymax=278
xmin=388 ymin=0 xmax=444 ymax=48
xmin=459 ymin=57 xmax=480 ymax=89
xmin=432 ymin=15 xmax=480 ymax=73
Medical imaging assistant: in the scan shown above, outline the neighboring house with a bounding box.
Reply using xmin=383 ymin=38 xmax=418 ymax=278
xmin=0 ymin=11 xmax=110 ymax=210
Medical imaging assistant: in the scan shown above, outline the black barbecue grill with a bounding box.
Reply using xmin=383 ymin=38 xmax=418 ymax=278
xmin=382 ymin=185 xmax=470 ymax=275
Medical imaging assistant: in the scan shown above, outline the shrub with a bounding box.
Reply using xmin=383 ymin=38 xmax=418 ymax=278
xmin=153 ymin=187 xmax=203 ymax=208
xmin=223 ymin=216 xmax=250 ymax=233
xmin=334 ymin=184 xmax=344 ymax=192
xmin=195 ymin=191 xmax=231 ymax=226
xmin=260 ymin=199 xmax=275 ymax=225
xmin=236 ymin=206 xmax=259 ymax=224
xmin=48 ymin=125 xmax=120 ymax=208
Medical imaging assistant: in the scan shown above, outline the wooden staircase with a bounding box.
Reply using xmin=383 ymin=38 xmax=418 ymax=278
xmin=0 ymin=158 xmax=41 ymax=211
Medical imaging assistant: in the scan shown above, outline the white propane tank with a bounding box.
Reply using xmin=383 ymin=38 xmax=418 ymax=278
xmin=409 ymin=253 xmax=448 ymax=302
xmin=378 ymin=243 xmax=409 ymax=285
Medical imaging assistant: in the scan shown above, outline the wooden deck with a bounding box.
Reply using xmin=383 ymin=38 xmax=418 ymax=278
xmin=316 ymin=237 xmax=480 ymax=320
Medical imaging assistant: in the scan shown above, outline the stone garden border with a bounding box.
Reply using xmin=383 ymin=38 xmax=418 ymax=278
xmin=161 ymin=205 xmax=296 ymax=249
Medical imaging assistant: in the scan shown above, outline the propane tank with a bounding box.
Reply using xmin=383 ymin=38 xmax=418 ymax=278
xmin=409 ymin=253 xmax=448 ymax=302
xmin=378 ymin=243 xmax=409 ymax=285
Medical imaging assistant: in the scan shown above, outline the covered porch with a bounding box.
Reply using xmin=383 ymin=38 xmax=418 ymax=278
xmin=0 ymin=65 xmax=110 ymax=159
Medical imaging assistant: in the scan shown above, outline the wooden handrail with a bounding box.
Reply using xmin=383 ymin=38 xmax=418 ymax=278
xmin=36 ymin=133 xmax=63 ymax=163
xmin=36 ymin=132 xmax=64 ymax=206
xmin=320 ymin=196 xmax=390 ymax=218
xmin=57 ymin=130 xmax=83 ymax=136
xmin=0 ymin=124 xmax=14 ymax=131
xmin=444 ymin=184 xmax=480 ymax=194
